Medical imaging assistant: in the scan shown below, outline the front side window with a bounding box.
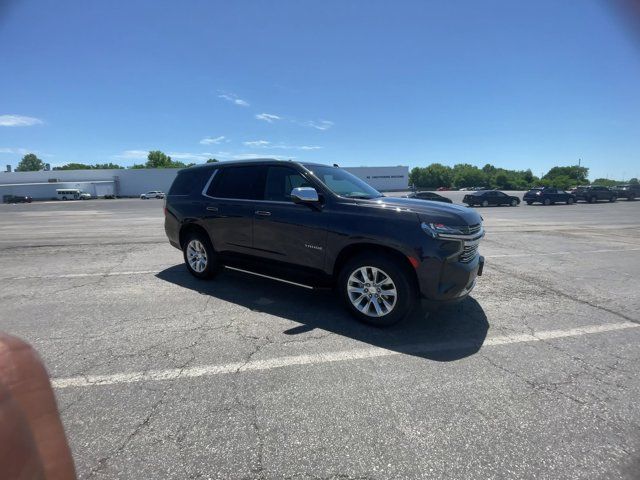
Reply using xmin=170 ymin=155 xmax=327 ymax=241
xmin=303 ymin=164 xmax=382 ymax=199
xmin=264 ymin=166 xmax=309 ymax=202
xmin=207 ymin=165 xmax=265 ymax=199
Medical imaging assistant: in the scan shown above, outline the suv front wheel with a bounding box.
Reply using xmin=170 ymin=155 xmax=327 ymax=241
xmin=183 ymin=231 xmax=219 ymax=279
xmin=338 ymin=253 xmax=416 ymax=326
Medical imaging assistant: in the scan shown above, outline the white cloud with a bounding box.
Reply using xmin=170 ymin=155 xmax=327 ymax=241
xmin=218 ymin=92 xmax=250 ymax=107
xmin=0 ymin=147 xmax=31 ymax=155
xmin=232 ymin=153 xmax=294 ymax=160
xmin=242 ymin=140 xmax=321 ymax=151
xmin=243 ymin=140 xmax=271 ymax=147
xmin=302 ymin=119 xmax=334 ymax=130
xmin=114 ymin=150 xmax=149 ymax=159
xmin=199 ymin=136 xmax=226 ymax=145
xmin=255 ymin=113 xmax=281 ymax=123
xmin=0 ymin=115 xmax=44 ymax=127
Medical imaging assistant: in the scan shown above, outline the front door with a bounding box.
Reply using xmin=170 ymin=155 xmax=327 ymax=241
xmin=252 ymin=165 xmax=328 ymax=271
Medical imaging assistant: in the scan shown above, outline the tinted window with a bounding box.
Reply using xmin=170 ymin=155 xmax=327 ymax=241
xmin=207 ymin=166 xmax=265 ymax=199
xmin=417 ymin=192 xmax=435 ymax=199
xmin=264 ymin=166 xmax=309 ymax=202
xmin=170 ymin=169 xmax=210 ymax=195
xmin=495 ymin=191 xmax=507 ymax=197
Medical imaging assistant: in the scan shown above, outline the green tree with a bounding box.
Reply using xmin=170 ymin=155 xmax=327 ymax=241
xmin=129 ymin=164 xmax=146 ymax=169
xmin=53 ymin=163 xmax=93 ymax=170
xmin=409 ymin=164 xmax=453 ymax=188
xmin=543 ymin=165 xmax=589 ymax=184
xmin=206 ymin=158 xmax=219 ymax=163
xmin=145 ymin=150 xmax=174 ymax=168
xmin=94 ymin=162 xmax=124 ymax=169
xmin=16 ymin=153 xmax=45 ymax=172
xmin=629 ymin=178 xmax=639 ymax=185
xmin=452 ymin=164 xmax=486 ymax=188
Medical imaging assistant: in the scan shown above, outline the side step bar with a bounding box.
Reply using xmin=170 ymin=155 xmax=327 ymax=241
xmin=224 ymin=266 xmax=315 ymax=290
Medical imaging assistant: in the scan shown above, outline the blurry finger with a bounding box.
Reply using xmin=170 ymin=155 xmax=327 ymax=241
xmin=0 ymin=380 xmax=46 ymax=479
xmin=0 ymin=333 xmax=76 ymax=480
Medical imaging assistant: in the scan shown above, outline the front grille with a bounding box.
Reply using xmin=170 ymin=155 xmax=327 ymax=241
xmin=459 ymin=242 xmax=479 ymax=263
xmin=459 ymin=223 xmax=482 ymax=236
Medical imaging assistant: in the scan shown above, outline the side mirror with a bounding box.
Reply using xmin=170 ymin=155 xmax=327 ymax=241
xmin=291 ymin=187 xmax=319 ymax=204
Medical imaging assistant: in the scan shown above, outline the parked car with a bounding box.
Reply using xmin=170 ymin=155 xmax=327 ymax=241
xmin=523 ymin=187 xmax=575 ymax=205
xmin=3 ymin=194 xmax=32 ymax=204
xmin=436 ymin=187 xmax=450 ymax=191
xmin=613 ymin=184 xmax=640 ymax=200
xmin=140 ymin=190 xmax=165 ymax=199
xmin=570 ymin=185 xmax=617 ymax=203
xmin=164 ymin=160 xmax=485 ymax=326
xmin=405 ymin=191 xmax=453 ymax=203
xmin=463 ymin=190 xmax=520 ymax=207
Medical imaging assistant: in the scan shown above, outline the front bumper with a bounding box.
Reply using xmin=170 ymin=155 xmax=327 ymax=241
xmin=415 ymin=251 xmax=484 ymax=304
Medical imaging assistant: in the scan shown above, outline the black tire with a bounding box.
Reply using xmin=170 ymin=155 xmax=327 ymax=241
xmin=567 ymin=197 xmax=574 ymax=205
xmin=588 ymin=196 xmax=596 ymax=203
xmin=481 ymin=200 xmax=489 ymax=207
xmin=543 ymin=198 xmax=551 ymax=206
xmin=62 ymin=196 xmax=67 ymax=201
xmin=629 ymin=193 xmax=636 ymax=201
xmin=183 ymin=231 xmax=219 ymax=279
xmin=510 ymin=199 xmax=518 ymax=207
xmin=338 ymin=253 xmax=416 ymax=326
xmin=609 ymin=196 xmax=616 ymax=203
xmin=526 ymin=200 xmax=533 ymax=205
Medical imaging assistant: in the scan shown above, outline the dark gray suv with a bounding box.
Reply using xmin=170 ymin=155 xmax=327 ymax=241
xmin=164 ymin=160 xmax=485 ymax=325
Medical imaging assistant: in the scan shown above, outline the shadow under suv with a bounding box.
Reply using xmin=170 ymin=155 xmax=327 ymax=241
xmin=164 ymin=160 xmax=485 ymax=325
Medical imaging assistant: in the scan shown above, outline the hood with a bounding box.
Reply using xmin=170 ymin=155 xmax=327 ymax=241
xmin=356 ymin=196 xmax=483 ymax=226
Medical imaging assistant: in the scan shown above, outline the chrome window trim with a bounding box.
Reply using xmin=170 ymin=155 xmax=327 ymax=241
xmin=201 ymin=169 xmax=220 ymax=199
xmin=200 ymin=164 xmax=320 ymax=205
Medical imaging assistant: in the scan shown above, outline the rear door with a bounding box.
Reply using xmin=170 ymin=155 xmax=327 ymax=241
xmin=251 ymin=165 xmax=328 ymax=271
xmin=201 ymin=165 xmax=266 ymax=254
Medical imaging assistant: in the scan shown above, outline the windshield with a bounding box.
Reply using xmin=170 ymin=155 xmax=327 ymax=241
xmin=303 ymin=165 xmax=383 ymax=199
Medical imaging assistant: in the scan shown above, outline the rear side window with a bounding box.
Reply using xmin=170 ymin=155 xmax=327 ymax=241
xmin=207 ymin=166 xmax=266 ymax=199
xmin=169 ymin=169 xmax=210 ymax=196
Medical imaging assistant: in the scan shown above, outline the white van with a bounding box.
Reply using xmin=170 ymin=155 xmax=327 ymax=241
xmin=56 ymin=189 xmax=92 ymax=200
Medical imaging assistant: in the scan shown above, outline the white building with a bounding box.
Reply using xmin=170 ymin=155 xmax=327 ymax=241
xmin=0 ymin=164 xmax=409 ymax=200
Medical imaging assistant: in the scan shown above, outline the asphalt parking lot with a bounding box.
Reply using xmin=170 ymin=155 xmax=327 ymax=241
xmin=1 ymin=195 xmax=639 ymax=479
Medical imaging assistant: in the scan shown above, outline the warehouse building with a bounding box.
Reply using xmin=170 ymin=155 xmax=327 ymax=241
xmin=0 ymin=163 xmax=408 ymax=200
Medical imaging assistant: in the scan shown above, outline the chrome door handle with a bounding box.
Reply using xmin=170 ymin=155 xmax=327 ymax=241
xmin=206 ymin=206 xmax=219 ymax=212
xmin=255 ymin=210 xmax=271 ymax=216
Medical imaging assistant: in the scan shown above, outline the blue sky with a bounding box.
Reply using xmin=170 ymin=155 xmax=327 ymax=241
xmin=1 ymin=0 xmax=639 ymax=180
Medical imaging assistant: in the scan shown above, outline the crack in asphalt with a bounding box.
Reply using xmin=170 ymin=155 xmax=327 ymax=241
xmin=85 ymin=392 xmax=167 ymax=479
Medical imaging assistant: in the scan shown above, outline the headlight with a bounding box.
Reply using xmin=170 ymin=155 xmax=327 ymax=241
xmin=420 ymin=222 xmax=466 ymax=238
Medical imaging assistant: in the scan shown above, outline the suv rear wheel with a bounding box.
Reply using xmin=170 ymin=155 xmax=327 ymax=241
xmin=338 ymin=253 xmax=416 ymax=326
xmin=609 ymin=196 xmax=616 ymax=202
xmin=183 ymin=231 xmax=218 ymax=279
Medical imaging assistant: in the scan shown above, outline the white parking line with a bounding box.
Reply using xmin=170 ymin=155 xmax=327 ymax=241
xmin=4 ymin=247 xmax=640 ymax=281
xmin=488 ymin=247 xmax=640 ymax=258
xmin=51 ymin=321 xmax=639 ymax=389
xmin=2 ymin=270 xmax=165 ymax=280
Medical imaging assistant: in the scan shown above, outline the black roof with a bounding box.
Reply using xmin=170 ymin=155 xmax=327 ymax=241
xmin=181 ymin=158 xmax=332 ymax=171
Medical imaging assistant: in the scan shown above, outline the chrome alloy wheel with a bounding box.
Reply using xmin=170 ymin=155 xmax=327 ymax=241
xmin=186 ymin=239 xmax=208 ymax=273
xmin=347 ymin=266 xmax=397 ymax=317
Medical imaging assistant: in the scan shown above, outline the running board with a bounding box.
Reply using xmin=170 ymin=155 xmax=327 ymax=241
xmin=224 ymin=266 xmax=315 ymax=290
